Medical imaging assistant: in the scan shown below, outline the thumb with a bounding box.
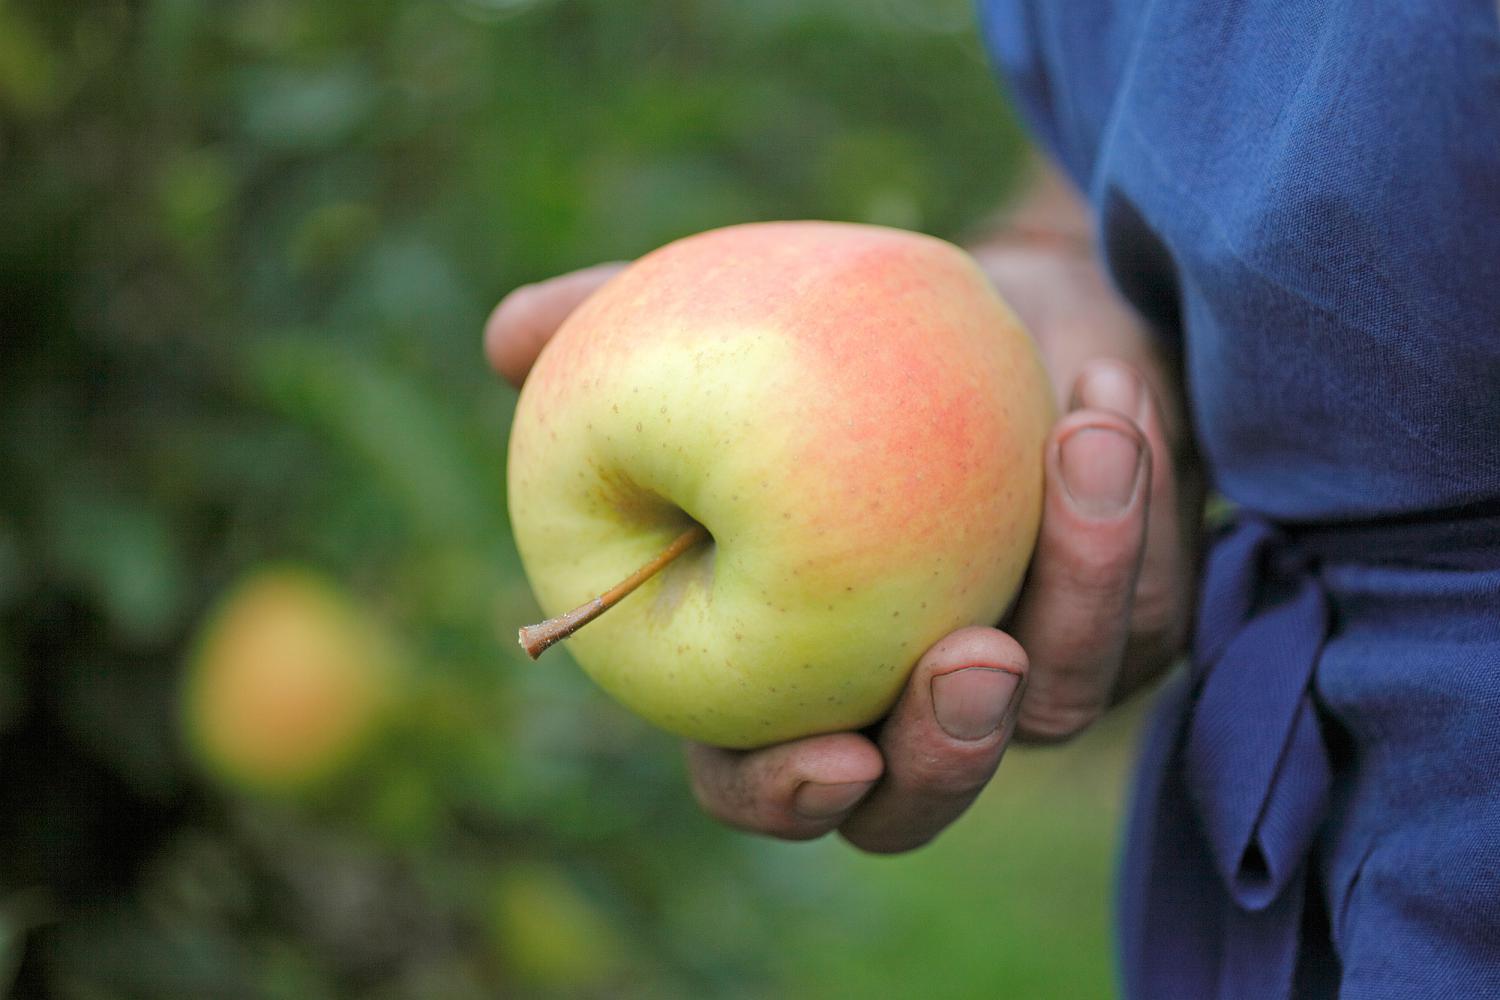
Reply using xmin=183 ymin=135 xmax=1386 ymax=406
xmin=838 ymin=626 xmax=1028 ymax=853
xmin=484 ymin=262 xmax=627 ymax=386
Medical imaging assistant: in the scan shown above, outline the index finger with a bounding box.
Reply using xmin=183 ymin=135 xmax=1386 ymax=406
xmin=484 ymin=262 xmax=628 ymax=386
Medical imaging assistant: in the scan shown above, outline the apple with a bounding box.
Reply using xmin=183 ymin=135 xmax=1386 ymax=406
xmin=488 ymin=862 xmax=628 ymax=990
xmin=508 ymin=221 xmax=1053 ymax=749
xmin=183 ymin=567 xmax=393 ymax=792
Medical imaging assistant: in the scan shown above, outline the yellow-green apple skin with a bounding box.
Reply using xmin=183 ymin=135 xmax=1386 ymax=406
xmin=507 ymin=221 xmax=1053 ymax=749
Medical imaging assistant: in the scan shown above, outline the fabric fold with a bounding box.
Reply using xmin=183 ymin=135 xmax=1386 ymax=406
xmin=1121 ymin=515 xmax=1333 ymax=1000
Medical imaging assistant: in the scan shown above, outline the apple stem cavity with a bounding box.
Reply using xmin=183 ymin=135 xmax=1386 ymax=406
xmin=518 ymin=522 xmax=710 ymax=659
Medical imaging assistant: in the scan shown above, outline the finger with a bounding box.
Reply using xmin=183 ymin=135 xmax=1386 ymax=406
xmin=484 ymin=262 xmax=628 ymax=387
xmin=1068 ymin=359 xmax=1191 ymax=696
xmin=837 ymin=627 xmax=1028 ymax=854
xmin=684 ymin=733 xmax=884 ymax=841
xmin=1009 ymin=371 xmax=1151 ymax=742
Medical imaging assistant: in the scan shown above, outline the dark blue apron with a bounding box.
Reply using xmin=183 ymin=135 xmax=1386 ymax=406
xmin=978 ymin=2 xmax=1500 ymax=995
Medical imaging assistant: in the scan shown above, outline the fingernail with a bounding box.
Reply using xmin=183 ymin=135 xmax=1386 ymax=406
xmin=932 ymin=667 xmax=1023 ymax=742
xmin=1076 ymin=362 xmax=1146 ymax=424
xmin=793 ymin=780 xmax=874 ymax=820
xmin=1059 ymin=426 xmax=1143 ymax=517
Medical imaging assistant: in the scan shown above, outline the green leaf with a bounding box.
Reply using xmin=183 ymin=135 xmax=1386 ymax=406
xmin=247 ymin=334 xmax=498 ymax=542
xmin=234 ymin=61 xmax=378 ymax=152
xmin=43 ymin=484 xmax=188 ymax=643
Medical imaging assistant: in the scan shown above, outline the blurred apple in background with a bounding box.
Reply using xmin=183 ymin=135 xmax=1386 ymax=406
xmin=488 ymin=862 xmax=630 ymax=992
xmin=183 ymin=568 xmax=394 ymax=794
xmin=508 ymin=222 xmax=1053 ymax=748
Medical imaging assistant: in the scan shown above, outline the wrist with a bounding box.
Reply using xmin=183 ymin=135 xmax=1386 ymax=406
xmin=968 ymin=219 xmax=1095 ymax=263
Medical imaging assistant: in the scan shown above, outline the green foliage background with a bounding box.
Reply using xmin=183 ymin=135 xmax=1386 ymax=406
xmin=0 ymin=0 xmax=1141 ymax=996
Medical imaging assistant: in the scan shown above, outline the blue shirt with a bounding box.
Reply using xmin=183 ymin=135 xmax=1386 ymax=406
xmin=978 ymin=3 xmax=1500 ymax=997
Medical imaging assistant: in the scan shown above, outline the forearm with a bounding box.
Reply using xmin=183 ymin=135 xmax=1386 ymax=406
xmin=967 ymin=158 xmax=1188 ymax=449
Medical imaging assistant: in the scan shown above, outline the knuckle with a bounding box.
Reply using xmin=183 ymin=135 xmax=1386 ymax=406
xmin=686 ymin=770 xmax=735 ymax=825
xmin=1057 ymin=542 xmax=1139 ymax=598
xmin=690 ymin=780 xmax=781 ymax=836
xmin=686 ymin=753 xmax=755 ymax=826
xmin=901 ymin=747 xmax=998 ymax=800
xmin=688 ymin=753 xmax=816 ymax=840
xmin=1015 ymin=699 xmax=1104 ymax=744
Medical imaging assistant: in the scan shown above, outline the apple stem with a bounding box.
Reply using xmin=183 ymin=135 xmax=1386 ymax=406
xmin=518 ymin=522 xmax=710 ymax=659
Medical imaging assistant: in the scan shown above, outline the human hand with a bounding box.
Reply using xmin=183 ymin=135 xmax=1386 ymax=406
xmin=486 ymin=216 xmax=1199 ymax=852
